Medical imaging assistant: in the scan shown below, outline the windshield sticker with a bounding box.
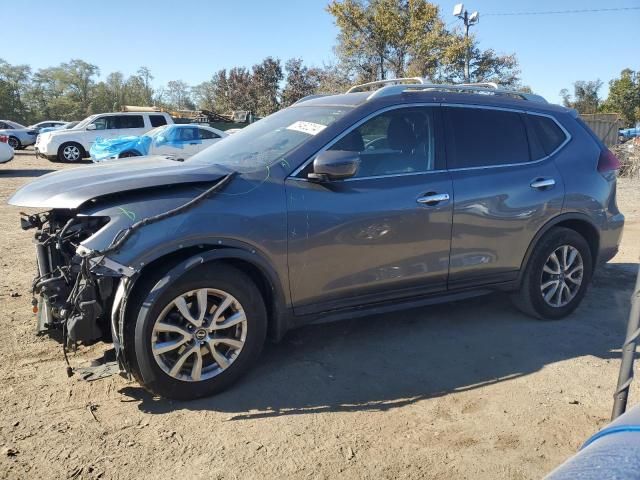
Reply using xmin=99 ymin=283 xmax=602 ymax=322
xmin=286 ymin=121 xmax=326 ymax=136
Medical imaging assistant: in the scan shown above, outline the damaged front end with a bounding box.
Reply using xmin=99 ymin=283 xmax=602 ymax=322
xmin=24 ymin=210 xmax=135 ymax=349
xmin=16 ymin=167 xmax=235 ymax=378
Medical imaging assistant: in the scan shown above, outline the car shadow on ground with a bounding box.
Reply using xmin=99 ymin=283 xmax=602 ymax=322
xmin=0 ymin=168 xmax=56 ymax=177
xmin=119 ymin=262 xmax=637 ymax=420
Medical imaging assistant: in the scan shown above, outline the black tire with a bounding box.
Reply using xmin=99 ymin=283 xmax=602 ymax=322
xmin=57 ymin=142 xmax=85 ymax=162
xmin=124 ymin=263 xmax=267 ymax=400
xmin=512 ymin=227 xmax=593 ymax=320
xmin=7 ymin=136 xmax=20 ymax=150
xmin=118 ymin=150 xmax=141 ymax=158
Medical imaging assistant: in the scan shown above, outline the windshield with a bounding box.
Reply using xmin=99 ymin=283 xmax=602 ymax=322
xmin=146 ymin=125 xmax=170 ymax=138
xmin=74 ymin=115 xmax=98 ymax=130
xmin=8 ymin=120 xmax=25 ymax=129
xmin=188 ymin=106 xmax=350 ymax=172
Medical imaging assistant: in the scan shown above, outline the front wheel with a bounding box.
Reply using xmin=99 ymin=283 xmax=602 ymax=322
xmin=512 ymin=227 xmax=593 ymax=320
xmin=58 ymin=143 xmax=84 ymax=162
xmin=125 ymin=264 xmax=267 ymax=399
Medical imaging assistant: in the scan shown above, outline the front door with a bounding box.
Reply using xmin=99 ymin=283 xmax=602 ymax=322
xmin=286 ymin=106 xmax=453 ymax=314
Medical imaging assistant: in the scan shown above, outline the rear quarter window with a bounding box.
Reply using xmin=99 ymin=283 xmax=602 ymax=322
xmin=444 ymin=107 xmax=530 ymax=169
xmin=526 ymin=115 xmax=567 ymax=157
xmin=150 ymin=115 xmax=167 ymax=127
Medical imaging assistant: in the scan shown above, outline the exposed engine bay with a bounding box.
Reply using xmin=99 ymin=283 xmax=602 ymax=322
xmin=25 ymin=210 xmax=122 ymax=346
xmin=20 ymin=172 xmax=234 ymax=378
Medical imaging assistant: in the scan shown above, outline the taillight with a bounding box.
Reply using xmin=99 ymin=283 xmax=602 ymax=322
xmin=598 ymin=148 xmax=621 ymax=174
xmin=0 ymin=135 xmax=7 ymax=143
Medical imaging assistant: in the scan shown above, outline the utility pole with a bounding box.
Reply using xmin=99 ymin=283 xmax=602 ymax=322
xmin=453 ymin=4 xmax=479 ymax=83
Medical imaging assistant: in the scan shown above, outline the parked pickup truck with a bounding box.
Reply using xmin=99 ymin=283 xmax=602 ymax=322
xmin=35 ymin=111 xmax=174 ymax=162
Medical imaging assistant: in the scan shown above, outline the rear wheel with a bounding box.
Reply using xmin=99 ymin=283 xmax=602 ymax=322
xmin=512 ymin=227 xmax=592 ymax=319
xmin=58 ymin=142 xmax=84 ymax=162
xmin=125 ymin=264 xmax=267 ymax=399
xmin=7 ymin=136 xmax=20 ymax=150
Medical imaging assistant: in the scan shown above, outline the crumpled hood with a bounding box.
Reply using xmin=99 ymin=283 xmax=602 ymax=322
xmin=8 ymin=156 xmax=230 ymax=209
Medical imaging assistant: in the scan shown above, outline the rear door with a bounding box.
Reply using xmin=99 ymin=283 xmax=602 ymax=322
xmin=197 ymin=127 xmax=223 ymax=152
xmin=115 ymin=115 xmax=146 ymax=137
xmin=444 ymin=106 xmax=566 ymax=288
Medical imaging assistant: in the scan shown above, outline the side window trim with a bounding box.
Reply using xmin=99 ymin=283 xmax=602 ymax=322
xmin=289 ymin=103 xmax=443 ymax=181
xmin=442 ymin=103 xmax=572 ymax=171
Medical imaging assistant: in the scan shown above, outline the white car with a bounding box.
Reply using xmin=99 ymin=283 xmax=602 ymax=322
xmin=90 ymin=124 xmax=228 ymax=162
xmin=0 ymin=136 xmax=14 ymax=164
xmin=35 ymin=112 xmax=174 ymax=162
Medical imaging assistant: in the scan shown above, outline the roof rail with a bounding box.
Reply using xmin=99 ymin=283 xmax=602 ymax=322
xmin=346 ymin=77 xmax=427 ymax=94
xmin=360 ymin=82 xmax=548 ymax=104
xmin=459 ymin=82 xmax=499 ymax=89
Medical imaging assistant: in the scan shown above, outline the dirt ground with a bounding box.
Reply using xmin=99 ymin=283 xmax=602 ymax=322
xmin=1 ymin=149 xmax=639 ymax=480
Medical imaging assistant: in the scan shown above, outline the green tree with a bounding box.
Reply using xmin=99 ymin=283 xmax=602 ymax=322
xmin=327 ymin=0 xmax=520 ymax=86
xmin=165 ymin=80 xmax=192 ymax=110
xmin=0 ymin=59 xmax=31 ymax=122
xmin=192 ymin=79 xmax=217 ymax=111
xmin=560 ymin=80 xmax=603 ymax=114
xmin=60 ymin=59 xmax=100 ymax=116
xmin=250 ymin=57 xmax=283 ymax=116
xmin=601 ymin=69 xmax=640 ymax=127
xmin=281 ymin=58 xmax=320 ymax=107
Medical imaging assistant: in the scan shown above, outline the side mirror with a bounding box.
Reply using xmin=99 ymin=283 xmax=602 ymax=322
xmin=308 ymin=150 xmax=360 ymax=181
xmin=86 ymin=124 xmax=96 ymax=131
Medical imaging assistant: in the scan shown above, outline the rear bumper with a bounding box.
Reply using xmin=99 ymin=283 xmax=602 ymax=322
xmin=598 ymin=212 xmax=624 ymax=264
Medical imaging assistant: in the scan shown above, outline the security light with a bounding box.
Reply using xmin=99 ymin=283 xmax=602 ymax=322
xmin=469 ymin=11 xmax=479 ymax=23
xmin=453 ymin=3 xmax=464 ymax=17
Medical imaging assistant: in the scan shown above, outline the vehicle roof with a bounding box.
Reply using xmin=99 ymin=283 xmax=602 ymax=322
xmin=295 ymin=90 xmax=571 ymax=116
xmin=1 ymin=120 xmax=25 ymax=128
xmin=94 ymin=111 xmax=170 ymax=116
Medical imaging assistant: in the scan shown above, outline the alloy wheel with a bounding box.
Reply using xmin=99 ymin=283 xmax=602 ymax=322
xmin=540 ymin=245 xmax=584 ymax=308
xmin=63 ymin=145 xmax=81 ymax=161
xmin=7 ymin=137 xmax=19 ymax=149
xmin=151 ymin=288 xmax=247 ymax=382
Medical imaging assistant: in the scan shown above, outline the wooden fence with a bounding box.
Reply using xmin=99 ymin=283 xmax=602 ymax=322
xmin=580 ymin=113 xmax=622 ymax=147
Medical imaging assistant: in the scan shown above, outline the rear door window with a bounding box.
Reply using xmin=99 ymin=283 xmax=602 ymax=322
xmin=150 ymin=115 xmax=167 ymax=127
xmin=177 ymin=127 xmax=199 ymax=142
xmin=116 ymin=115 xmax=144 ymax=129
xmin=444 ymin=107 xmax=530 ymax=169
xmin=198 ymin=128 xmax=219 ymax=140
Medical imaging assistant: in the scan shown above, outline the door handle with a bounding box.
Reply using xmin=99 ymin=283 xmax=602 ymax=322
xmin=417 ymin=193 xmax=450 ymax=205
xmin=530 ymin=178 xmax=556 ymax=190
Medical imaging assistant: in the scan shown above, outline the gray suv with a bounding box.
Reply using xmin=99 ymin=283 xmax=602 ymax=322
xmin=9 ymin=79 xmax=624 ymax=399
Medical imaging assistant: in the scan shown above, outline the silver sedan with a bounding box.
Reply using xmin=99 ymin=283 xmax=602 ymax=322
xmin=0 ymin=120 xmax=38 ymax=149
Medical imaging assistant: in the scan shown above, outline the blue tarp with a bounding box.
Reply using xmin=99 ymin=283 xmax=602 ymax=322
xmin=90 ymin=125 xmax=204 ymax=162
xmin=91 ymin=136 xmax=153 ymax=161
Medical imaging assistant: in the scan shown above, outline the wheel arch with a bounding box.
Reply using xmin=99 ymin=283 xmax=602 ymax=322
xmin=58 ymin=141 xmax=87 ymax=160
xmin=123 ymin=246 xmax=291 ymax=344
xmin=518 ymin=213 xmax=600 ymax=284
xmin=7 ymin=135 xmax=21 ymax=149
xmin=119 ymin=149 xmax=142 ymax=158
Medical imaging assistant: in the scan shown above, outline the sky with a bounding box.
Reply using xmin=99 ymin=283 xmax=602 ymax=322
xmin=4 ymin=0 xmax=639 ymax=104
